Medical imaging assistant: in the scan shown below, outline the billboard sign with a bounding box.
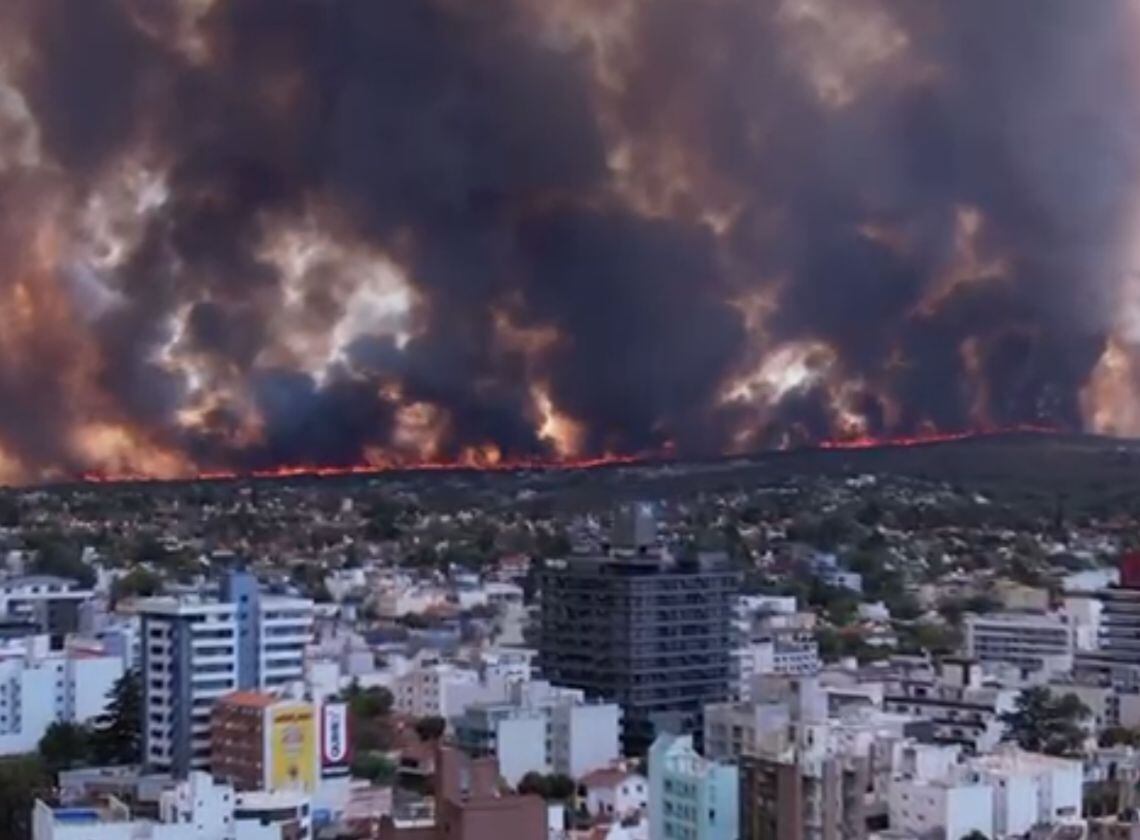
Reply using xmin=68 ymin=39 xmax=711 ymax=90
xmin=321 ymin=701 xmax=351 ymax=776
xmin=269 ymin=703 xmax=316 ymax=792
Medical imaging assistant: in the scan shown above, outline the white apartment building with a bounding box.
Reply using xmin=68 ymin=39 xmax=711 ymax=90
xmin=550 ymin=701 xmax=622 ymax=779
xmin=734 ymin=597 xmax=819 ymax=700
xmin=888 ymin=775 xmax=993 ymax=839
xmin=390 ymin=658 xmax=479 ymax=718
xmin=712 ymin=674 xmax=932 ymax=837
xmin=965 ymin=611 xmax=1075 ymax=671
xmin=970 ymin=746 xmax=1082 ymax=835
xmin=257 ymin=596 xmax=313 ymax=690
xmin=0 ymin=575 xmax=94 ymax=637
xmin=33 ymin=771 xmax=303 ymax=840
xmin=140 ymin=599 xmax=239 ymax=776
xmin=375 ymin=584 xmax=447 ymax=619
xmin=0 ymin=575 xmax=93 ymax=615
xmin=888 ymin=745 xmax=1082 ymax=839
xmin=138 ymin=573 xmax=313 ymax=776
xmin=883 ymin=658 xmax=1019 ymax=754
xmin=455 ymin=681 xmax=621 ymax=785
xmin=390 ymin=647 xmax=536 ymax=719
xmin=579 ymin=769 xmax=649 ymax=821
xmin=0 ymin=636 xmax=123 ymax=755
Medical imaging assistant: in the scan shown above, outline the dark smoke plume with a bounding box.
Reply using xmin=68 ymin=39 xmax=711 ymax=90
xmin=0 ymin=0 xmax=1139 ymax=481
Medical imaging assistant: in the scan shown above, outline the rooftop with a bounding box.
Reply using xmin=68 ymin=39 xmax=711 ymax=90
xmin=970 ymin=744 xmax=1080 ymax=775
xmin=218 ymin=690 xmax=278 ymax=709
xmin=579 ymin=768 xmax=636 ymax=789
xmin=0 ymin=575 xmax=83 ymax=590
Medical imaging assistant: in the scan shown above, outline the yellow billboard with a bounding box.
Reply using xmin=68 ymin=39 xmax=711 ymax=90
xmin=269 ymin=703 xmax=316 ymax=792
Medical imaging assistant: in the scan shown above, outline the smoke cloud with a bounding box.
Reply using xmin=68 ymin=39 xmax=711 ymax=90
xmin=1 ymin=0 xmax=1139 ymax=481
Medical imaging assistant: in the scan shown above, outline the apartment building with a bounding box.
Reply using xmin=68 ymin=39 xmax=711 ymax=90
xmin=888 ymin=744 xmax=1082 ymax=838
xmin=713 ymin=674 xmax=926 ymax=840
xmin=138 ymin=572 xmax=313 ymax=776
xmin=33 ymin=771 xmax=309 ymax=840
xmin=538 ymin=505 xmax=738 ymax=754
xmin=0 ymin=635 xmax=123 ymax=755
xmin=1079 ymin=580 xmax=1140 ymax=688
xmin=965 ymin=611 xmax=1075 ymax=672
xmin=0 ymin=576 xmax=93 ymax=642
xmin=454 ymin=681 xmax=621 ymax=784
xmin=882 ymin=658 xmax=1018 ymax=754
xmin=648 ymin=733 xmax=738 ymax=840
xmin=210 ymin=690 xmax=320 ymax=795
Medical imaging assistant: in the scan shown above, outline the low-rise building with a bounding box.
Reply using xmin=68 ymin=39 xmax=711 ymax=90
xmin=32 ymin=771 xmax=304 ymax=840
xmin=887 ymin=774 xmax=993 ymax=840
xmin=882 ymin=657 xmax=1018 ymax=754
xmin=379 ymin=745 xmax=547 ymax=840
xmin=887 ymin=744 xmax=1082 ymax=840
xmin=578 ymin=768 xmax=648 ymax=821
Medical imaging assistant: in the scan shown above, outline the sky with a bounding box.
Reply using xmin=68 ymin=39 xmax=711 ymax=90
xmin=1 ymin=0 xmax=1140 ymax=482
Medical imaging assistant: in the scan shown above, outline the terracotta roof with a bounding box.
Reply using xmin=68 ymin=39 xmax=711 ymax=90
xmin=579 ymin=768 xmax=630 ymax=789
xmin=218 ymin=690 xmax=276 ymax=709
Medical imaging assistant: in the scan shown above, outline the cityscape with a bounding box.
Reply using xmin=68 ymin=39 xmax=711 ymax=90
xmin=4 ymin=1 xmax=1140 ymax=839
xmin=0 ymin=432 xmax=1134 ymax=838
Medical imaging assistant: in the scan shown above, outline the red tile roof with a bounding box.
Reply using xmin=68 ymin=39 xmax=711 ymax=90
xmin=218 ymin=690 xmax=276 ymax=709
xmin=579 ymin=768 xmax=631 ymax=790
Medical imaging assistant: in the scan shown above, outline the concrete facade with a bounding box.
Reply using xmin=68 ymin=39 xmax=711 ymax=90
xmin=649 ymin=734 xmax=739 ymax=840
xmin=0 ymin=638 xmax=122 ymax=755
xmin=138 ymin=573 xmax=313 ymax=776
xmin=538 ymin=516 xmax=738 ymax=754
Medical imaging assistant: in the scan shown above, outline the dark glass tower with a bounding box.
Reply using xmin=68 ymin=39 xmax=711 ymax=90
xmin=537 ymin=504 xmax=739 ymax=754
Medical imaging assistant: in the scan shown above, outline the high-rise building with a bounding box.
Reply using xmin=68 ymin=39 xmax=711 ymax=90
xmin=138 ymin=572 xmax=313 ymax=776
xmin=537 ymin=505 xmax=738 ymax=754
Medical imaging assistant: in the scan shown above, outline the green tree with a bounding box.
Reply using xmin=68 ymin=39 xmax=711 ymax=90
xmin=1099 ymin=726 xmax=1140 ymax=748
xmin=111 ymin=568 xmax=163 ymax=604
xmin=517 ymin=772 xmax=575 ymax=801
xmin=545 ymin=773 xmax=575 ymax=801
xmin=28 ymin=535 xmax=95 ymax=588
xmin=91 ymin=670 xmax=143 ymax=765
xmin=517 ymin=771 xmax=548 ymax=798
xmin=348 ymin=684 xmax=393 ymax=719
xmin=345 ymin=684 xmax=394 ymax=753
xmin=1000 ymin=687 xmax=1089 ymax=756
xmin=414 ymin=715 xmax=446 ymax=743
xmin=350 ymin=753 xmax=396 ymax=784
xmin=0 ymin=756 xmax=51 ymax=840
xmin=39 ymin=721 xmax=92 ymax=776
